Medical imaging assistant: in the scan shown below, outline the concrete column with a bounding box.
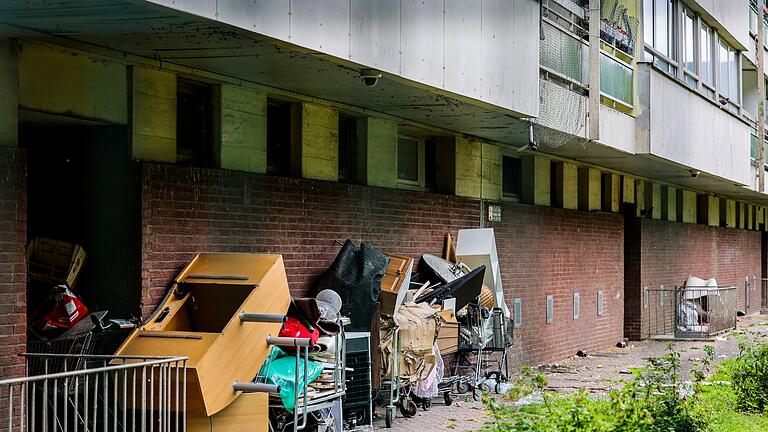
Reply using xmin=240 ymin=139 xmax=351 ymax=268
xmin=300 ymin=103 xmax=339 ymax=181
xmin=661 ymin=186 xmax=676 ymax=222
xmin=738 ymin=202 xmax=746 ymax=229
xmin=601 ymin=173 xmax=620 ymax=213
xmin=522 ymin=155 xmax=551 ymax=206
xmin=0 ymin=38 xmax=17 ymax=147
xmin=748 ymin=204 xmax=755 ymax=230
xmin=649 ymin=182 xmax=662 ymax=220
xmin=622 ymin=175 xmax=635 ymax=204
xmin=554 ymin=162 xmax=578 ymax=210
xmin=480 ymin=142 xmax=502 ymax=201
xmin=578 ymin=167 xmax=601 ymax=211
xmin=697 ymin=195 xmax=719 ymax=226
xmin=724 ymin=199 xmax=736 ymax=228
xmin=635 ymin=179 xmax=645 ymax=217
xmin=132 ymin=66 xmax=176 ymax=162
xmin=454 ymin=137 xmax=480 ymax=198
xmin=362 ymin=117 xmax=398 ymax=188
xmin=220 ymin=85 xmax=267 ymax=173
xmin=756 ymin=206 xmax=764 ymax=230
xmin=677 ymin=190 xmax=696 ymax=224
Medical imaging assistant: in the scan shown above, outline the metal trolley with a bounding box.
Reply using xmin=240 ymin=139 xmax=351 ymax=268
xmin=450 ymin=305 xmax=510 ymax=398
xmin=375 ymin=327 xmax=402 ymax=428
xmin=254 ymin=322 xmax=346 ymax=432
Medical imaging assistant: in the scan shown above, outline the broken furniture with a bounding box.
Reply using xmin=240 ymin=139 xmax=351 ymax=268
xmin=378 ymin=254 xmax=414 ymax=317
xmin=456 ymin=228 xmax=509 ymax=317
xmin=415 ymin=265 xmax=485 ymax=311
xmin=114 ymin=253 xmax=292 ymax=432
xmin=27 ymin=237 xmax=87 ymax=289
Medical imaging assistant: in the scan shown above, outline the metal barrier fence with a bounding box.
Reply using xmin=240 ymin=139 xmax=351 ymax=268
xmin=0 ymin=354 xmax=188 ymax=432
xmin=645 ymin=286 xmax=737 ymax=339
xmin=744 ymin=276 xmax=760 ymax=312
xmin=762 ymin=278 xmax=768 ymax=311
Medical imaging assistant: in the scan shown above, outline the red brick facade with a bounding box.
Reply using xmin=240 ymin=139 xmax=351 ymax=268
xmin=490 ymin=206 xmax=625 ymax=366
xmin=141 ymin=163 xmax=627 ymax=367
xmin=624 ymin=218 xmax=763 ymax=340
xmin=0 ymin=147 xmax=26 ymax=380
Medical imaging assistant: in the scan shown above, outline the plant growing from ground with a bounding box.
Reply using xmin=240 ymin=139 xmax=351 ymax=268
xmin=730 ymin=334 xmax=768 ymax=413
xmin=482 ymin=344 xmax=715 ymax=432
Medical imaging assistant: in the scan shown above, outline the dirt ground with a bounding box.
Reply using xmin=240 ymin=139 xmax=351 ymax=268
xmin=376 ymin=314 xmax=768 ymax=431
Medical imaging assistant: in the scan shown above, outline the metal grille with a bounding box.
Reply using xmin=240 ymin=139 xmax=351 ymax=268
xmin=645 ymin=286 xmax=737 ymax=339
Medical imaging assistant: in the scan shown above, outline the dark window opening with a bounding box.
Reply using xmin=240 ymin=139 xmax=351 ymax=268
xmin=502 ymin=155 xmax=523 ymax=199
xmin=397 ymin=136 xmax=420 ymax=184
xmin=424 ymin=137 xmax=436 ymax=191
xmin=338 ymin=115 xmax=358 ymax=183
xmin=177 ymin=79 xmax=215 ymax=166
xmin=267 ymin=99 xmax=293 ymax=176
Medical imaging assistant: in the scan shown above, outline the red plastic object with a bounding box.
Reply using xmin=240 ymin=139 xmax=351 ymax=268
xmin=278 ymin=316 xmax=319 ymax=347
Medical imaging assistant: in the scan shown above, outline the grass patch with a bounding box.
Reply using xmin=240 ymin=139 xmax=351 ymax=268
xmin=699 ymin=360 xmax=768 ymax=432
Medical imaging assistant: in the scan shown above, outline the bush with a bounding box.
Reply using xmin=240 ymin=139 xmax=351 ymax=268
xmin=730 ymin=338 xmax=768 ymax=413
xmin=482 ymin=345 xmax=713 ymax=432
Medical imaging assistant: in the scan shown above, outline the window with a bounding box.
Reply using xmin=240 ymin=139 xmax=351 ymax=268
xmin=683 ymin=10 xmax=697 ymax=86
xmin=700 ymin=23 xmax=714 ymax=87
xmin=266 ymin=99 xmax=293 ymax=176
xmin=397 ymin=135 xmax=424 ymax=188
xmin=718 ymin=40 xmax=739 ymax=105
xmin=177 ymin=79 xmax=215 ymax=166
xmin=502 ymin=156 xmax=522 ymax=200
xmin=338 ymin=115 xmax=359 ymax=183
xmin=644 ymin=0 xmax=676 ymax=72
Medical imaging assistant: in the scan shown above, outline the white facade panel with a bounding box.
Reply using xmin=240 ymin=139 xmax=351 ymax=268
xmin=400 ymin=0 xmax=444 ymax=88
xmin=290 ymin=0 xmax=350 ymax=59
xmin=481 ymin=0 xmax=517 ymax=108
xmin=444 ymin=0 xmax=482 ymax=99
xmin=648 ymin=69 xmax=751 ymax=185
xmin=216 ymin=0 xmax=290 ymax=40
xmin=350 ymin=0 xmax=401 ymax=73
xmin=599 ymin=105 xmax=636 ymax=154
xmin=692 ymin=0 xmax=750 ymax=50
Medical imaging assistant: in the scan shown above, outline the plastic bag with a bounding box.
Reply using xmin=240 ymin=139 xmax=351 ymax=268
xmin=264 ymin=353 xmax=324 ymax=411
xmin=411 ymin=343 xmax=444 ymax=399
xmin=41 ymin=285 xmax=88 ymax=331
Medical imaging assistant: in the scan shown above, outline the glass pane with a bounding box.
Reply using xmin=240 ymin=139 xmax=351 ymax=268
xmin=644 ymin=0 xmax=654 ymax=45
xmin=729 ymin=49 xmax=738 ymax=102
xmin=601 ymin=53 xmax=634 ymax=104
xmin=397 ymin=137 xmax=419 ymax=182
xmin=684 ymin=13 xmax=695 ymax=72
xmin=719 ymin=42 xmax=729 ymax=97
xmin=701 ymin=25 xmax=712 ymax=85
xmin=655 ymin=0 xmax=668 ymax=55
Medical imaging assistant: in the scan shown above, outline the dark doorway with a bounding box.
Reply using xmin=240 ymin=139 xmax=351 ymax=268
xmin=21 ymin=114 xmax=141 ymax=331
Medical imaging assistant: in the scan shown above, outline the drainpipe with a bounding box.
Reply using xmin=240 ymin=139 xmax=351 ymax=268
xmin=588 ymin=0 xmax=601 ymax=141
xmin=758 ymin=0 xmax=766 ymax=192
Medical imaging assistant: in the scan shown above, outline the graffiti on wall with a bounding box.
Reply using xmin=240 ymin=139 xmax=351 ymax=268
xmin=601 ymin=0 xmax=639 ymax=55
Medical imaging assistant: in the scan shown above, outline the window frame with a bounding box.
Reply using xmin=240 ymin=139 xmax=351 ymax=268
xmin=396 ymin=134 xmax=426 ymax=190
xmin=644 ymin=0 xmax=678 ymax=75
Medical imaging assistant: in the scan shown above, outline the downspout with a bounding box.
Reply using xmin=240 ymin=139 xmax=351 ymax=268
xmin=588 ymin=0 xmax=601 ymax=141
xmin=758 ymin=0 xmax=766 ymax=192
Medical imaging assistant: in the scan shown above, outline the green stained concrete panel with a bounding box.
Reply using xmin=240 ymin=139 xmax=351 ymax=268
xmin=301 ymin=103 xmax=338 ymax=181
xmin=132 ymin=66 xmax=176 ymax=162
xmin=220 ymin=85 xmax=267 ymax=173
xmin=455 ymin=137 xmax=482 ymax=198
xmin=19 ymin=42 xmax=127 ymax=124
xmin=366 ymin=117 xmax=398 ymax=188
xmin=481 ymin=142 xmax=502 ymax=201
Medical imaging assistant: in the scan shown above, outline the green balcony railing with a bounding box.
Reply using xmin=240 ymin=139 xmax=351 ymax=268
xmin=540 ymin=22 xmax=634 ymax=107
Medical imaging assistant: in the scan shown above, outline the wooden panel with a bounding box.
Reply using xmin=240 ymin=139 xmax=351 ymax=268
xmin=209 ymin=393 xmax=269 ymax=432
xmin=379 ymin=254 xmax=413 ymax=316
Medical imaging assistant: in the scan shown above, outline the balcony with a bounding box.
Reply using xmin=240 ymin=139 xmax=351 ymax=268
xmin=637 ymin=64 xmax=752 ymax=186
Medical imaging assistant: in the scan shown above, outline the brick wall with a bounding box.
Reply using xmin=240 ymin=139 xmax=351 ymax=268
xmin=0 ymin=147 xmax=26 ymax=380
xmin=142 ymin=163 xmax=628 ymax=367
xmin=140 ymin=163 xmax=481 ymax=316
xmin=625 ymin=218 xmax=762 ymax=340
xmin=490 ymin=205 xmax=625 ymax=367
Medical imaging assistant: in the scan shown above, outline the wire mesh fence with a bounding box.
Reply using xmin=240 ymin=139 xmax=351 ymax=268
xmin=645 ymin=286 xmax=737 ymax=339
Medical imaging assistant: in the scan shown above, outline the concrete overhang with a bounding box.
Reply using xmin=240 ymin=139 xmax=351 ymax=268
xmin=0 ymin=0 xmax=531 ymax=144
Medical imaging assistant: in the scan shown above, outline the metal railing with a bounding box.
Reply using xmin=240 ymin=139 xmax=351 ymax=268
xmin=745 ymin=276 xmax=761 ymax=313
xmin=645 ymin=286 xmax=737 ymax=339
xmin=761 ymin=278 xmax=768 ymax=311
xmin=0 ymin=354 xmax=188 ymax=432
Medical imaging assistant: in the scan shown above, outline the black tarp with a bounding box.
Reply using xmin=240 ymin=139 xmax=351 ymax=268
xmin=316 ymin=240 xmax=389 ymax=331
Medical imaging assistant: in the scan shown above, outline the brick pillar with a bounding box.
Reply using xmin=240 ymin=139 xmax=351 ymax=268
xmin=0 ymin=147 xmax=26 ymax=379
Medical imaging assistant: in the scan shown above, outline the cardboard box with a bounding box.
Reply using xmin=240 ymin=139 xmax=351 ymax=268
xmin=27 ymin=237 xmax=87 ymax=288
xmin=435 ymin=310 xmax=459 ymax=355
